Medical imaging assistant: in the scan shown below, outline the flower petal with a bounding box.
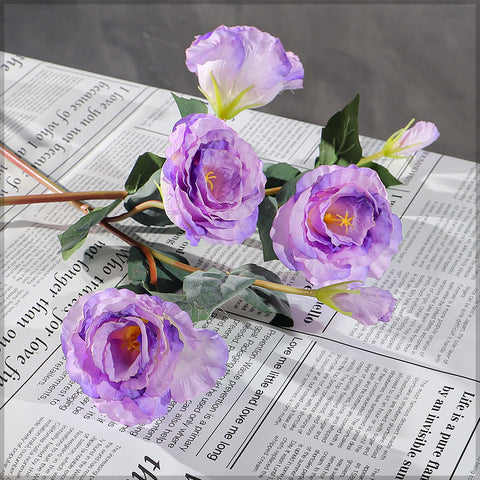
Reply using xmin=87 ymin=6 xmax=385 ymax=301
xmin=332 ymin=287 xmax=396 ymax=325
xmin=186 ymin=25 xmax=303 ymax=118
xmin=61 ymin=289 xmax=229 ymax=426
xmin=271 ymin=164 xmax=402 ymax=287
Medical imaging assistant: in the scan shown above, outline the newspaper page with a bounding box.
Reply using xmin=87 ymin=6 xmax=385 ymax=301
xmin=1 ymin=53 xmax=478 ymax=479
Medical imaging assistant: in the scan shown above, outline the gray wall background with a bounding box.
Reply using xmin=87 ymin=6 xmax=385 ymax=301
xmin=3 ymin=2 xmax=477 ymax=162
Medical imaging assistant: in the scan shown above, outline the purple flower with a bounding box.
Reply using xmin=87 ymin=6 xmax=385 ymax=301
xmin=186 ymin=25 xmax=304 ymax=119
xmin=61 ymin=288 xmax=228 ymax=426
xmin=383 ymin=119 xmax=439 ymax=157
xmin=161 ymin=113 xmax=266 ymax=246
xmin=271 ymin=164 xmax=402 ymax=287
xmin=315 ymin=282 xmax=396 ymax=325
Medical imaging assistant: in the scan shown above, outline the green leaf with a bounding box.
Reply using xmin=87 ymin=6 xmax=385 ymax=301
xmin=336 ymin=158 xmax=350 ymax=166
xmin=149 ymin=290 xmax=204 ymax=322
xmin=125 ymin=152 xmax=165 ymax=194
xmin=257 ymin=196 xmax=278 ymax=262
xmin=264 ymin=162 xmax=301 ymax=189
xmin=276 ymin=172 xmax=305 ymax=206
xmin=362 ymin=161 xmax=402 ymax=187
xmin=182 ymin=268 xmax=255 ymax=322
xmin=171 ymin=93 xmax=208 ymax=117
xmin=58 ymin=199 xmax=121 ymax=260
xmin=124 ymin=170 xmax=172 ymax=226
xmin=128 ymin=246 xmax=190 ymax=292
xmin=230 ymin=264 xmax=293 ymax=326
xmin=316 ymin=141 xmax=337 ymax=166
xmin=316 ymin=94 xmax=362 ymax=167
xmin=120 ymin=283 xmax=207 ymax=323
xmin=59 ymin=237 xmax=87 ymax=261
xmin=127 ymin=247 xmax=149 ymax=284
xmin=269 ymin=314 xmax=294 ymax=327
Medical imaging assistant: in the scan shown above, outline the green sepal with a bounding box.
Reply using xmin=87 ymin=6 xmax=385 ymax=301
xmin=171 ymin=93 xmax=208 ymax=117
xmin=361 ymin=161 xmax=402 ymax=187
xmin=125 ymin=152 xmax=165 ymax=194
xmin=315 ymin=94 xmax=362 ymax=167
xmin=58 ymin=199 xmax=121 ymax=260
xmin=257 ymin=196 xmax=278 ymax=262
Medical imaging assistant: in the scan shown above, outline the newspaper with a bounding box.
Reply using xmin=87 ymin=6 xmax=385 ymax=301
xmin=1 ymin=52 xmax=477 ymax=479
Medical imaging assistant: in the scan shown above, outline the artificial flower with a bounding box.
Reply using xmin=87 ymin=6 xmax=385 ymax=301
xmin=383 ymin=119 xmax=440 ymax=158
xmin=271 ymin=164 xmax=402 ymax=287
xmin=185 ymin=25 xmax=304 ymax=119
xmin=161 ymin=113 xmax=266 ymax=246
xmin=61 ymin=288 xmax=228 ymax=426
xmin=315 ymin=282 xmax=396 ymax=325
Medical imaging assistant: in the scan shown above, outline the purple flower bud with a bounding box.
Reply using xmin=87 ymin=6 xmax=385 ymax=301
xmin=271 ymin=164 xmax=402 ymax=287
xmin=186 ymin=25 xmax=304 ymax=119
xmin=383 ymin=120 xmax=440 ymax=157
xmin=61 ymin=288 xmax=228 ymax=426
xmin=330 ymin=286 xmax=396 ymax=325
xmin=161 ymin=113 xmax=266 ymax=246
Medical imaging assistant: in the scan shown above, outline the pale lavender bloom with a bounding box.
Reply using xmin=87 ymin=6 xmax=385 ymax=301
xmin=61 ymin=288 xmax=228 ymax=426
xmin=161 ymin=113 xmax=266 ymax=246
xmin=271 ymin=164 xmax=402 ymax=287
xmin=186 ymin=25 xmax=304 ymax=119
xmin=329 ymin=285 xmax=396 ymax=325
xmin=383 ymin=120 xmax=440 ymax=157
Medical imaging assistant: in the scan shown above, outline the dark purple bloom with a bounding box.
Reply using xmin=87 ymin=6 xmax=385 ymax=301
xmin=186 ymin=25 xmax=304 ymax=119
xmin=271 ymin=164 xmax=402 ymax=287
xmin=161 ymin=113 xmax=266 ymax=246
xmin=61 ymin=288 xmax=228 ymax=426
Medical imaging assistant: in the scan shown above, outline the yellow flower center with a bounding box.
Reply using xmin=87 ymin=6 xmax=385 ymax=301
xmin=205 ymin=171 xmax=217 ymax=190
xmin=120 ymin=325 xmax=141 ymax=352
xmin=324 ymin=210 xmax=355 ymax=233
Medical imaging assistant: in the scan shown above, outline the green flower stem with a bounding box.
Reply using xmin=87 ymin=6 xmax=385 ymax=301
xmin=0 ymin=190 xmax=128 ymax=206
xmin=265 ymin=187 xmax=281 ymax=196
xmin=356 ymin=151 xmax=385 ymax=167
xmin=104 ymin=200 xmax=165 ymax=223
xmin=150 ymin=248 xmax=318 ymax=298
xmin=251 ymin=279 xmax=318 ymax=297
xmin=150 ymin=249 xmax=199 ymax=274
